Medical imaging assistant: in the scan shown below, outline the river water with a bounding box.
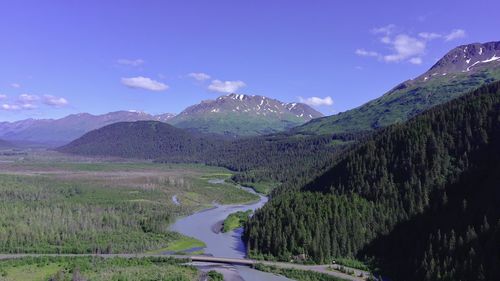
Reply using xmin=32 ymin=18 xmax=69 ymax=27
xmin=170 ymin=182 xmax=293 ymax=281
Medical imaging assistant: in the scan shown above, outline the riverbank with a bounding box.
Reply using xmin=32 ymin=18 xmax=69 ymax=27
xmin=169 ymin=179 xmax=296 ymax=281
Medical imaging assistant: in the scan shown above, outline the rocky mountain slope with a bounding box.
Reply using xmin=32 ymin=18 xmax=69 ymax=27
xmin=169 ymin=94 xmax=323 ymax=136
xmin=295 ymin=41 xmax=500 ymax=134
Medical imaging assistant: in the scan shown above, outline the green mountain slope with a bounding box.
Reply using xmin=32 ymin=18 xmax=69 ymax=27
xmin=58 ymin=121 xmax=219 ymax=161
xmin=59 ymin=119 xmax=359 ymax=192
xmin=244 ymin=81 xmax=500 ymax=281
xmin=169 ymin=94 xmax=323 ymax=136
xmin=294 ymin=41 xmax=500 ymax=135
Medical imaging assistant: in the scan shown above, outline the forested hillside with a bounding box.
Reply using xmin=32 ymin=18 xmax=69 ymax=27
xmin=58 ymin=121 xmax=220 ymax=161
xmin=244 ymin=81 xmax=500 ymax=281
xmin=60 ymin=121 xmax=364 ymax=191
xmin=199 ymin=132 xmax=363 ymax=190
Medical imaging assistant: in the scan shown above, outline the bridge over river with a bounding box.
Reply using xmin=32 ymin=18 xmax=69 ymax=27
xmin=0 ymin=254 xmax=369 ymax=281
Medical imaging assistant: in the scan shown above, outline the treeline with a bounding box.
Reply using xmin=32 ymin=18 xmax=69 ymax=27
xmin=0 ymin=256 xmax=197 ymax=281
xmin=201 ymin=132 xmax=364 ymax=188
xmin=58 ymin=121 xmax=220 ymax=162
xmin=0 ymin=174 xmax=182 ymax=254
xmin=60 ymin=120 xmax=367 ymax=189
xmin=244 ymin=81 xmax=500 ymax=281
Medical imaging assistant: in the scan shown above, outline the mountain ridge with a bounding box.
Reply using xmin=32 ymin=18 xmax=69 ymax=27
xmin=57 ymin=121 xmax=219 ymax=160
xmin=0 ymin=110 xmax=175 ymax=146
xmin=294 ymin=40 xmax=500 ymax=135
xmin=169 ymin=93 xmax=323 ymax=136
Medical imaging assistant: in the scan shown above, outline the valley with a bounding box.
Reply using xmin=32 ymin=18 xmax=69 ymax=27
xmin=0 ymin=150 xmax=355 ymax=280
xmin=1 ymin=2 xmax=499 ymax=279
xmin=37 ymin=41 xmax=500 ymax=281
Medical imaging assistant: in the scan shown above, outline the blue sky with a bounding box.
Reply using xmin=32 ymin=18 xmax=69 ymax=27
xmin=1 ymin=0 xmax=499 ymax=121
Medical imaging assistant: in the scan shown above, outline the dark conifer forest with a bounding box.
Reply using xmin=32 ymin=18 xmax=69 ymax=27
xmin=59 ymin=121 xmax=366 ymax=190
xmin=244 ymin=81 xmax=500 ymax=281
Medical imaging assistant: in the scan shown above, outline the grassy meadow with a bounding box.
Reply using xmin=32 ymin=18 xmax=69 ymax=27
xmin=0 ymin=256 xmax=198 ymax=281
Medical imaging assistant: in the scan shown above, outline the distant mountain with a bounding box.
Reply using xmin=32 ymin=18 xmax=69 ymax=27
xmin=0 ymin=111 xmax=175 ymax=146
xmin=168 ymin=93 xmax=323 ymax=136
xmin=0 ymin=139 xmax=14 ymax=149
xmin=58 ymin=121 xmax=218 ymax=160
xmin=295 ymin=41 xmax=500 ymax=134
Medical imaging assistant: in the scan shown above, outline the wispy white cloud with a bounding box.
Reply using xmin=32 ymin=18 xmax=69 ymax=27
xmin=2 ymin=103 xmax=21 ymax=110
xmin=20 ymin=103 xmax=37 ymax=109
xmin=371 ymin=24 xmax=396 ymax=35
xmin=14 ymin=94 xmax=39 ymax=110
xmin=208 ymin=80 xmax=246 ymax=93
xmin=418 ymin=32 xmax=442 ymax=40
xmin=121 ymin=76 xmax=169 ymax=91
xmin=382 ymin=34 xmax=426 ymax=63
xmin=444 ymin=29 xmax=466 ymax=41
xmin=299 ymin=96 xmax=333 ymax=106
xmin=1 ymin=102 xmax=36 ymax=110
xmin=355 ymin=49 xmax=380 ymax=57
xmin=1 ymin=104 xmax=21 ymax=111
xmin=357 ymin=26 xmax=467 ymax=65
xmin=409 ymin=57 xmax=423 ymax=65
xmin=188 ymin=72 xmax=211 ymax=81
xmin=18 ymin=94 xmax=39 ymax=103
xmin=42 ymin=95 xmax=69 ymax=107
xmin=1 ymin=93 xmax=69 ymax=111
xmin=117 ymin=58 xmax=144 ymax=66
xmin=10 ymin=83 xmax=21 ymax=88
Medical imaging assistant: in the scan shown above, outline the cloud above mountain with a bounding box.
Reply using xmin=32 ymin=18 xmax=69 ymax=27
xmin=299 ymin=96 xmax=333 ymax=106
xmin=383 ymin=34 xmax=427 ymax=64
xmin=43 ymin=95 xmax=69 ymax=107
xmin=121 ymin=76 xmax=169 ymax=91
xmin=188 ymin=72 xmax=211 ymax=81
xmin=208 ymin=80 xmax=246 ymax=93
xmin=1 ymin=93 xmax=69 ymax=111
xmin=444 ymin=29 xmax=466 ymax=41
xmin=18 ymin=94 xmax=39 ymax=103
xmin=356 ymin=25 xmax=467 ymax=65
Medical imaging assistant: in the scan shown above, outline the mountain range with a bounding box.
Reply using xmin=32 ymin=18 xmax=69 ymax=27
xmin=0 ymin=111 xmax=175 ymax=146
xmin=0 ymin=95 xmax=321 ymax=146
xmin=10 ymin=42 xmax=500 ymax=146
